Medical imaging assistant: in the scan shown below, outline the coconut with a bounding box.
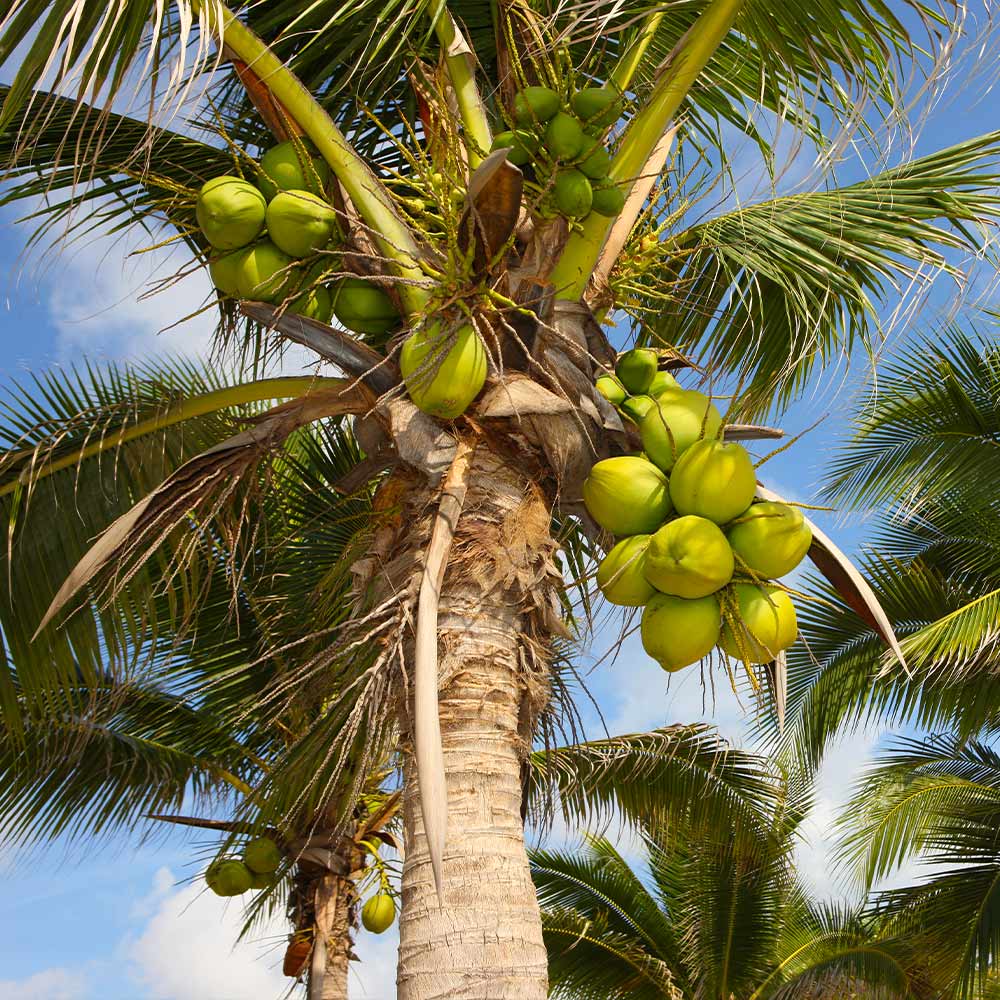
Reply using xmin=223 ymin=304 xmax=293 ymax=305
xmin=265 ymin=190 xmax=338 ymax=258
xmin=332 ymin=277 xmax=400 ymax=336
xmin=621 ymin=395 xmax=655 ymax=424
xmin=571 ymin=86 xmax=621 ymax=129
xmin=641 ymin=593 xmax=721 ymax=671
xmin=727 ymin=502 xmax=812 ymax=579
xmin=196 ymin=176 xmax=266 ymax=250
xmin=719 ymin=583 xmax=797 ymax=663
xmin=590 ymin=182 xmax=625 ymax=217
xmin=644 ymin=515 xmax=734 ymax=599
xmin=545 ymin=112 xmax=585 ymax=160
xmin=290 ymin=284 xmax=334 ymax=323
xmin=578 ymin=142 xmax=611 ymax=179
xmin=209 ymin=249 xmax=248 ymax=295
xmin=206 ymin=858 xmax=253 ymax=897
xmin=248 ymin=871 xmax=276 ymax=890
xmin=669 ymin=440 xmax=756 ymax=525
xmin=235 ymin=242 xmax=298 ymax=302
xmin=400 ymin=321 xmax=487 ymax=419
xmin=596 ymin=535 xmax=656 ymax=606
xmin=583 ymin=456 xmax=672 ymax=536
xmin=259 ymin=140 xmax=330 ymax=199
xmin=243 ymin=836 xmax=282 ymax=874
xmin=639 ymin=389 xmax=723 ymax=472
xmin=615 ymin=348 xmax=657 ymax=394
xmin=595 ymin=374 xmax=627 ymax=405
xmin=361 ymin=893 xmax=396 ymax=934
xmin=490 ymin=129 xmax=538 ymax=166
xmin=554 ymin=169 xmax=593 ymax=217
xmin=513 ymin=86 xmax=561 ymax=126
xmin=648 ymin=370 xmax=679 ymax=397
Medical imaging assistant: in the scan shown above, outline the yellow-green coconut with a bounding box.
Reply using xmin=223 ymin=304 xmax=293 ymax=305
xmin=196 ymin=176 xmax=266 ymax=250
xmin=361 ymin=893 xmax=396 ymax=934
xmin=400 ymin=321 xmax=488 ymax=419
xmin=639 ymin=389 xmax=723 ymax=472
xmin=596 ymin=535 xmax=656 ymax=606
xmin=590 ymin=182 xmax=625 ymax=217
xmin=258 ymin=140 xmax=330 ymax=199
xmin=571 ymin=86 xmax=622 ymax=130
xmin=583 ymin=456 xmax=672 ymax=536
xmin=243 ymin=836 xmax=282 ymax=875
xmin=545 ymin=112 xmax=585 ymax=160
xmin=615 ymin=348 xmax=657 ymax=394
xmin=621 ymin=395 xmax=655 ymax=424
xmin=290 ymin=284 xmax=334 ymax=323
xmin=209 ymin=249 xmax=248 ymax=296
xmin=595 ymin=374 xmax=627 ymax=405
xmin=554 ymin=169 xmax=593 ymax=217
xmin=513 ymin=86 xmax=561 ymax=126
xmin=641 ymin=593 xmax=721 ymax=671
xmin=332 ymin=277 xmax=400 ymax=336
xmin=648 ymin=370 xmax=679 ymax=396
xmin=727 ymin=502 xmax=812 ymax=579
xmin=669 ymin=440 xmax=757 ymax=525
xmin=644 ymin=515 xmax=734 ymax=599
xmin=265 ymin=190 xmax=338 ymax=258
xmin=719 ymin=583 xmax=798 ymax=663
xmin=206 ymin=859 xmax=253 ymax=897
xmin=235 ymin=242 xmax=298 ymax=302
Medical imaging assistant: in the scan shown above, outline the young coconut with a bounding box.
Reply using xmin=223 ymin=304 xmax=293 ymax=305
xmin=196 ymin=176 xmax=266 ymax=250
xmin=554 ymin=169 xmax=593 ymax=217
xmin=620 ymin=395 xmax=655 ymax=424
xmin=265 ymin=190 xmax=339 ymax=258
xmin=209 ymin=249 xmax=249 ymax=296
xmin=545 ymin=112 xmax=586 ymax=160
xmin=596 ymin=535 xmax=656 ymax=606
xmin=641 ymin=593 xmax=721 ymax=671
xmin=248 ymin=871 xmax=277 ymax=890
xmin=578 ymin=142 xmax=611 ymax=180
xmin=639 ymin=389 xmax=723 ymax=472
xmin=595 ymin=374 xmax=627 ymax=406
xmin=583 ymin=456 xmax=672 ymax=536
xmin=290 ymin=284 xmax=334 ymax=323
xmin=513 ymin=86 xmax=561 ymax=126
xmin=206 ymin=858 xmax=253 ymax=897
xmin=258 ymin=140 xmax=331 ymax=199
xmin=490 ymin=129 xmax=539 ymax=166
xmin=719 ymin=583 xmax=798 ymax=663
xmin=644 ymin=515 xmax=734 ymax=599
xmin=332 ymin=277 xmax=400 ymax=336
xmin=615 ymin=348 xmax=658 ymax=394
xmin=361 ymin=893 xmax=396 ymax=933
xmin=243 ymin=836 xmax=282 ymax=874
xmin=400 ymin=321 xmax=488 ymax=419
xmin=727 ymin=501 xmax=813 ymax=578
xmin=669 ymin=440 xmax=757 ymax=525
xmin=590 ymin=181 xmax=626 ymax=217
xmin=648 ymin=370 xmax=680 ymax=396
xmin=571 ymin=86 xmax=622 ymax=130
xmin=235 ymin=243 xmax=298 ymax=302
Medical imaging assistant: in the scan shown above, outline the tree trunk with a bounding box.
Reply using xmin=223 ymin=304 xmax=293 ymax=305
xmin=308 ymin=871 xmax=355 ymax=1000
xmin=395 ymin=446 xmax=555 ymax=1000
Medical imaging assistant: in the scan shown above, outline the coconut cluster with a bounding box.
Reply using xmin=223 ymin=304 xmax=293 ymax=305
xmin=491 ymin=84 xmax=626 ymax=220
xmin=586 ymin=349 xmax=812 ymax=672
xmin=204 ymin=836 xmax=282 ymax=897
xmin=197 ymin=140 xmax=401 ymax=337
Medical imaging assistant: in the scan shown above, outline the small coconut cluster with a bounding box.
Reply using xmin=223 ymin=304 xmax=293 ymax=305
xmin=197 ymin=140 xmax=401 ymax=336
xmin=586 ymin=349 xmax=812 ymax=672
xmin=491 ymin=84 xmax=626 ymax=220
xmin=205 ymin=836 xmax=282 ymax=897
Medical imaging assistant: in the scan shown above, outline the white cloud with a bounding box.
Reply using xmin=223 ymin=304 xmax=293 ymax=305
xmin=0 ymin=967 xmax=89 ymax=1000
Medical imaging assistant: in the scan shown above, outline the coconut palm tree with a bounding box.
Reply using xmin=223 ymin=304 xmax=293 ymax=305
xmin=2 ymin=3 xmax=1000 ymax=995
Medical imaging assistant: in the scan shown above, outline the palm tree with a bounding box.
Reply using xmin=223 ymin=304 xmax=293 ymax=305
xmin=2 ymin=2 xmax=999 ymax=995
xmin=532 ymin=798 xmax=926 ymax=1000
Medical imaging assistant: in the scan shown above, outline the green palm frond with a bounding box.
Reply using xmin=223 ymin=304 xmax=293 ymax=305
xmin=642 ymin=136 xmax=1000 ymax=412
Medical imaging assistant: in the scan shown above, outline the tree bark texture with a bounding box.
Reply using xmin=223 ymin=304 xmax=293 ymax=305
xmin=308 ymin=871 xmax=354 ymax=1000
xmin=389 ymin=444 xmax=559 ymax=1000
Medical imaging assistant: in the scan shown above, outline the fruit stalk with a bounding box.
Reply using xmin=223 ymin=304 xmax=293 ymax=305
xmin=548 ymin=0 xmax=745 ymax=300
xmin=432 ymin=5 xmax=493 ymax=168
xmin=191 ymin=0 xmax=429 ymax=315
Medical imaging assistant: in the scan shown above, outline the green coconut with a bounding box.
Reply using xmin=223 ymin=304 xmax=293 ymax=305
xmin=258 ymin=140 xmax=330 ymax=199
xmin=243 ymin=836 xmax=282 ymax=874
xmin=265 ymin=190 xmax=338 ymax=258
xmin=669 ymin=440 xmax=757 ymax=525
xmin=235 ymin=242 xmax=298 ymax=302
xmin=554 ymin=169 xmax=593 ymax=217
xmin=400 ymin=321 xmax=488 ymax=419
xmin=290 ymin=284 xmax=334 ymax=323
xmin=596 ymin=535 xmax=656 ymax=606
xmin=644 ymin=515 xmax=734 ymax=599
xmin=490 ymin=129 xmax=539 ymax=166
xmin=639 ymin=389 xmax=723 ymax=472
xmin=727 ymin=501 xmax=812 ymax=579
xmin=209 ymin=249 xmax=248 ymax=295
xmin=361 ymin=893 xmax=396 ymax=934
xmin=595 ymin=374 xmax=627 ymax=406
xmin=578 ymin=142 xmax=611 ymax=179
xmin=571 ymin=86 xmax=622 ymax=129
xmin=615 ymin=348 xmax=658 ymax=394
xmin=545 ymin=112 xmax=586 ymax=160
xmin=719 ymin=583 xmax=797 ymax=663
xmin=641 ymin=593 xmax=721 ymax=672
xmin=621 ymin=395 xmax=655 ymax=424
xmin=513 ymin=86 xmax=561 ymax=126
xmin=196 ymin=176 xmax=266 ymax=250
xmin=248 ymin=871 xmax=276 ymax=891
xmin=332 ymin=277 xmax=400 ymax=336
xmin=206 ymin=859 xmax=253 ymax=897
xmin=590 ymin=182 xmax=625 ymax=217
xmin=583 ymin=456 xmax=672 ymax=536
xmin=648 ymin=370 xmax=680 ymax=397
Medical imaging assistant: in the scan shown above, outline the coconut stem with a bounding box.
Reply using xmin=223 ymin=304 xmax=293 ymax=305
xmin=432 ymin=4 xmax=493 ymax=169
xmin=192 ymin=0 xmax=429 ymax=316
xmin=548 ymin=0 xmax=746 ymax=301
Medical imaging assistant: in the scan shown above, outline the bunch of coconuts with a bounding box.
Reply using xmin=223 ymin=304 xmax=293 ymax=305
xmin=586 ymin=349 xmax=811 ymax=672
xmin=205 ymin=836 xmax=282 ymax=896
xmin=196 ymin=140 xmax=401 ymax=338
xmin=491 ymin=84 xmax=626 ymax=220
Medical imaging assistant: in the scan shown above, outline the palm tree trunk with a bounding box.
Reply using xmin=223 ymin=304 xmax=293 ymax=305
xmin=308 ymin=871 xmax=355 ymax=1000
xmin=395 ymin=446 xmax=554 ymax=1000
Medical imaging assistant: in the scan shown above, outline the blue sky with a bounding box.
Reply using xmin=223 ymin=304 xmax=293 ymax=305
xmin=1 ymin=10 xmax=999 ymax=1000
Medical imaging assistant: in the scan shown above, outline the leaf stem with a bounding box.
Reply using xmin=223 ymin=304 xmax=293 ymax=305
xmin=610 ymin=11 xmax=665 ymax=93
